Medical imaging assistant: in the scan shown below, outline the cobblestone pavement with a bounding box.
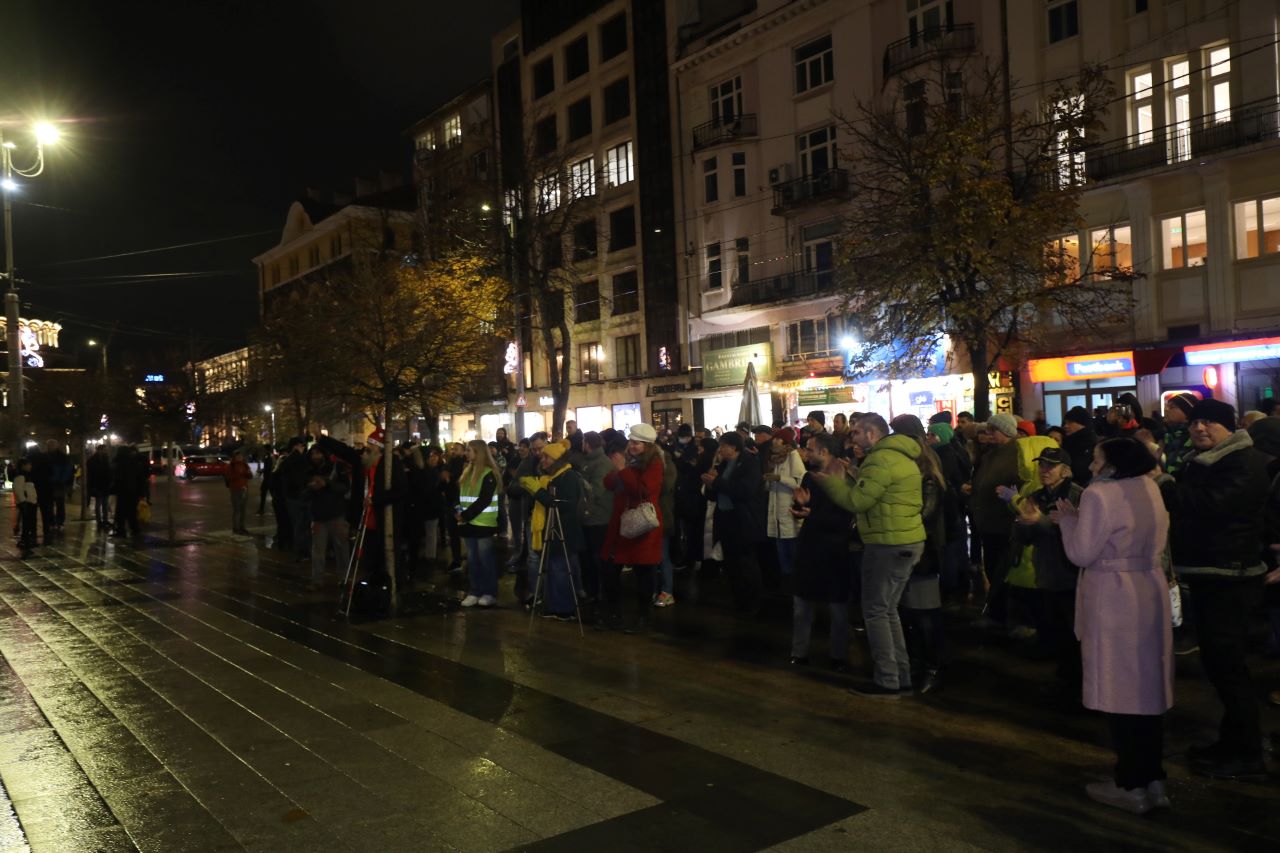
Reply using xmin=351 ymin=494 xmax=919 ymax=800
xmin=0 ymin=482 xmax=1278 ymax=851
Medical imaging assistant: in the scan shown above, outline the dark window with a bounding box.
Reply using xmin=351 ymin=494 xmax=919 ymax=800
xmin=1048 ymin=1 xmax=1079 ymax=43
xmin=603 ymin=77 xmax=630 ymax=125
xmin=703 ymin=157 xmax=718 ymax=204
xmin=575 ymin=281 xmax=600 ymax=322
xmin=701 ymin=326 xmax=771 ymax=353
xmin=573 ymin=218 xmax=597 ymax=261
xmin=567 ymin=97 xmax=592 ymax=141
xmin=1134 ymin=0 xmax=1147 ymax=11
xmin=535 ymin=115 xmax=557 ymax=155
xmin=564 ymin=35 xmax=589 ymax=81
xmin=609 ymin=206 xmax=636 ymax=251
xmin=904 ymin=81 xmax=926 ymax=136
xmin=612 ymin=271 xmax=639 ymax=314
xmin=794 ymin=34 xmax=833 ymax=93
xmin=732 ymin=152 xmax=747 ymax=197
xmin=736 ymin=237 xmax=749 ymax=283
xmin=533 ymin=56 xmax=555 ymax=99
xmin=600 ymin=12 xmax=627 ymax=62
xmin=707 ymin=243 xmax=722 ymax=289
xmin=472 ymin=150 xmax=489 ymax=180
xmin=579 ymin=341 xmax=603 ymax=380
xmin=616 ymin=334 xmax=641 ymax=376
xmin=543 ymin=234 xmax=562 ymax=269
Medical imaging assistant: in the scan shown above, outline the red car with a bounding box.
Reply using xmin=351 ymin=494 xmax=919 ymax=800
xmin=177 ymin=454 xmax=229 ymax=480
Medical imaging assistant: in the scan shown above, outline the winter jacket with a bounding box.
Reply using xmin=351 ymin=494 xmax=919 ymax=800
xmin=1161 ymin=424 xmax=1193 ymax=476
xmin=671 ymin=440 xmax=709 ymax=521
xmin=762 ymin=448 xmax=806 ymax=539
xmin=969 ymin=440 xmax=1020 ymax=537
xmin=601 ymin=454 xmax=665 ymax=565
xmin=11 ymin=474 xmax=37 ymax=505
xmin=304 ymin=479 xmax=348 ymax=523
xmin=793 ymin=471 xmax=854 ymax=603
xmin=578 ymin=448 xmax=615 ymax=527
xmin=819 ymin=434 xmax=924 ymax=545
xmin=278 ymin=450 xmax=312 ymax=499
xmin=86 ymin=452 xmax=113 ymax=496
xmin=521 ymin=464 xmax=585 ymax=553
xmin=224 ymin=459 xmax=253 ymax=491
xmin=914 ymin=475 xmax=946 ymax=575
xmin=1009 ymin=479 xmax=1084 ymax=591
xmin=1059 ymin=477 xmax=1173 ymax=715
xmin=706 ymin=450 xmax=767 ymax=546
xmin=1160 ymin=429 xmax=1270 ymax=578
xmin=934 ymin=441 xmax=969 ymax=541
xmin=1061 ymin=427 xmax=1097 ymax=487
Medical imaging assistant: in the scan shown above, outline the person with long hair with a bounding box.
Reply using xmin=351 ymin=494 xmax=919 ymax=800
xmin=456 ymin=439 xmax=502 ymax=608
xmin=599 ymin=424 xmax=666 ymax=632
xmin=1056 ymin=436 xmax=1173 ymax=813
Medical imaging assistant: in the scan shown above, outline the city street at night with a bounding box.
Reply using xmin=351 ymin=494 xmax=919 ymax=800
xmin=0 ymin=481 xmax=1276 ymax=852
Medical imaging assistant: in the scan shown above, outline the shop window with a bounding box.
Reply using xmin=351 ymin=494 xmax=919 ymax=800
xmin=579 ymin=342 xmax=603 ymax=381
xmin=608 ymin=206 xmax=636 ymax=251
xmin=732 ymin=152 xmax=747 ymax=197
xmin=1234 ymin=196 xmax=1280 ymax=259
xmin=564 ymin=35 xmax=589 ymax=82
xmin=603 ymin=77 xmax=630 ymax=125
xmin=604 ymin=140 xmax=634 ymax=186
xmin=572 ymin=218 xmax=597 ymax=261
xmin=703 ymin=157 xmax=718 ymax=204
xmin=1047 ymin=0 xmax=1078 ymax=44
xmin=794 ymin=34 xmax=833 ymax=94
xmin=575 ymin=280 xmax=600 ymax=322
xmin=533 ymin=56 xmax=555 ymax=99
xmin=1089 ymin=224 xmax=1133 ymax=277
xmin=616 ymin=334 xmax=641 ymax=377
xmin=1161 ymin=209 xmax=1207 ymax=269
xmin=600 ymin=12 xmax=627 ymax=62
xmin=706 ymin=242 xmax=722 ymax=289
xmin=611 ymin=270 xmax=639 ymax=314
xmin=1128 ymin=69 xmax=1153 ymax=146
xmin=567 ymin=97 xmax=592 ymax=141
xmin=1206 ymin=45 xmax=1231 ymax=124
xmin=1046 ymin=233 xmax=1080 ymax=284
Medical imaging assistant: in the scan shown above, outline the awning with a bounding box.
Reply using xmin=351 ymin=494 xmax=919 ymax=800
xmin=1133 ymin=347 xmax=1179 ymax=376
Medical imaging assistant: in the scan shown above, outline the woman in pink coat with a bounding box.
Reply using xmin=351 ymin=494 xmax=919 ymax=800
xmin=599 ymin=423 xmax=666 ymax=633
xmin=1055 ymin=436 xmax=1173 ymax=815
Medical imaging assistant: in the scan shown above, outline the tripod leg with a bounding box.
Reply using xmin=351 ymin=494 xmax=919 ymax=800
xmin=561 ymin=538 xmax=583 ymax=637
xmin=343 ymin=514 xmax=370 ymax=617
xmin=528 ymin=544 xmax=550 ymax=633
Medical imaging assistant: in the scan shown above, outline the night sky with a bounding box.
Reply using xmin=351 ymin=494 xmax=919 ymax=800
xmin=1 ymin=0 xmax=519 ymax=365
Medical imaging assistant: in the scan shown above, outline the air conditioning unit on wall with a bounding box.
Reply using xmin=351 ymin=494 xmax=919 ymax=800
xmin=768 ymin=164 xmax=792 ymax=186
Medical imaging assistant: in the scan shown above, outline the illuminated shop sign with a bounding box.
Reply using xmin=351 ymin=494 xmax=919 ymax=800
xmin=1184 ymin=336 xmax=1280 ymax=366
xmin=1028 ymin=351 xmax=1135 ymax=383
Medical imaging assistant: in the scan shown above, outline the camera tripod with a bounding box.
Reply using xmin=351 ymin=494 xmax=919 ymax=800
xmin=527 ymin=494 xmax=584 ymax=637
xmin=339 ymin=491 xmax=374 ymax=617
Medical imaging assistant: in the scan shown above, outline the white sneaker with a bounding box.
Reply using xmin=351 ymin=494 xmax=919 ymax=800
xmin=1085 ymin=781 xmax=1151 ymax=814
xmin=1146 ymin=780 xmax=1171 ymax=809
xmin=478 ymin=594 xmax=497 ymax=607
xmin=460 ymin=595 xmax=479 ymax=607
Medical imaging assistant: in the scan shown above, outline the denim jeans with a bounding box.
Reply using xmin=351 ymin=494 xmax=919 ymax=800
xmin=792 ymin=597 xmax=849 ymax=660
xmin=532 ymin=549 xmax=579 ymax=614
xmin=775 ymin=537 xmax=797 ymax=576
xmin=861 ymin=542 xmax=925 ymax=689
xmin=659 ymin=536 xmax=675 ymax=595
xmin=311 ymin=518 xmax=350 ymax=581
xmin=230 ymin=489 xmax=248 ymax=531
xmin=465 ymin=534 xmax=498 ymax=598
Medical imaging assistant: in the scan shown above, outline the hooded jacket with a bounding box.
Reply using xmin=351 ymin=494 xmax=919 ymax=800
xmin=819 ymin=434 xmax=924 ymax=545
xmin=1160 ymin=429 xmax=1270 ymax=577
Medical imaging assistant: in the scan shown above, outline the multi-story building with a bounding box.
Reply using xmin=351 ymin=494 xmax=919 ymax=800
xmin=487 ymin=0 xmax=684 ymax=439
xmin=670 ymin=0 xmax=1280 ymax=428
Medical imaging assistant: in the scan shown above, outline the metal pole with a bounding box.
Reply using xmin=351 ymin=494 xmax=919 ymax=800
xmin=79 ymin=443 xmax=89 ymax=521
xmin=2 ymin=132 xmax=24 ymax=445
xmin=165 ymin=441 xmax=176 ymax=541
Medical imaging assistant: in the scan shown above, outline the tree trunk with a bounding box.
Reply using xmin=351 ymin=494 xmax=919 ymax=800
xmin=970 ymin=337 xmax=992 ymax=421
xmin=382 ymin=397 xmax=397 ymax=613
xmin=553 ymin=318 xmax=572 ymax=439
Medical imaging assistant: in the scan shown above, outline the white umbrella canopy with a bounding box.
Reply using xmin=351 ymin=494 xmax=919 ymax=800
xmin=738 ymin=361 xmax=763 ymax=426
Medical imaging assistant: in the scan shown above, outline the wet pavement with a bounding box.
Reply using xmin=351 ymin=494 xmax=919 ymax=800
xmin=0 ymin=480 xmax=1278 ymax=851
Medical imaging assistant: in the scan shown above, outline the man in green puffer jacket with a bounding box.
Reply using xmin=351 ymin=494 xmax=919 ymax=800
xmin=816 ymin=413 xmax=924 ymax=698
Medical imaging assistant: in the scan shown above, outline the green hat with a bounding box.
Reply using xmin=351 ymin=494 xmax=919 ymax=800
xmin=928 ymin=423 xmax=954 ymax=444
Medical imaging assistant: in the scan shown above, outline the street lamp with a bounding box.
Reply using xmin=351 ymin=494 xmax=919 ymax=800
xmin=263 ymin=403 xmax=275 ymax=447
xmin=2 ymin=120 xmax=61 ymax=444
xmin=86 ymin=338 xmax=107 ymax=374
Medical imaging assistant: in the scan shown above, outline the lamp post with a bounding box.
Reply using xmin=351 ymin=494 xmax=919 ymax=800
xmin=263 ymin=403 xmax=275 ymax=448
xmin=86 ymin=338 xmax=107 ymax=374
xmin=2 ymin=122 xmax=60 ymax=445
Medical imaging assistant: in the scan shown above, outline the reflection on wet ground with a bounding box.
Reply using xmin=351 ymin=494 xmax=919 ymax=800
xmin=0 ymin=482 xmax=1276 ymax=851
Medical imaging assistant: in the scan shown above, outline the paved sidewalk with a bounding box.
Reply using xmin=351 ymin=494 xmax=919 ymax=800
xmin=0 ymin=511 xmax=1277 ymax=851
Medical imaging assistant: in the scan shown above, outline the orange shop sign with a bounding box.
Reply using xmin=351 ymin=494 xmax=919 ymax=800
xmin=1027 ymin=351 xmax=1135 ymax=383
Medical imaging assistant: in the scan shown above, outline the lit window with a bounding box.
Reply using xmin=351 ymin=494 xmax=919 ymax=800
xmin=1234 ymin=196 xmax=1280 ymax=259
xmin=1161 ymin=210 xmax=1207 ymax=269
xmin=1089 ymin=224 xmax=1133 ymax=277
xmin=794 ymin=35 xmax=833 ymax=94
xmin=1052 ymin=95 xmax=1085 ymax=188
xmin=604 ymin=140 xmax=634 ymax=186
xmin=417 ymin=129 xmax=436 ymax=151
xmin=1046 ymin=234 xmax=1080 ymax=284
xmin=569 ymin=157 xmax=596 ymax=199
xmin=536 ymin=171 xmax=561 ymax=213
xmin=1167 ymin=59 xmax=1191 ymax=163
xmin=444 ymin=115 xmax=462 ymax=147
xmin=1129 ymin=70 xmax=1153 ymax=146
xmin=1207 ymin=45 xmax=1231 ymax=123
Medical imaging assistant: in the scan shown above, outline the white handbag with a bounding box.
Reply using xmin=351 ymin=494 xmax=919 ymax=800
xmin=619 ymin=480 xmax=659 ymax=539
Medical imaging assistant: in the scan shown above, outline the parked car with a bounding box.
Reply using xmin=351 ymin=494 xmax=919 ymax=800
xmin=176 ymin=453 xmax=229 ymax=480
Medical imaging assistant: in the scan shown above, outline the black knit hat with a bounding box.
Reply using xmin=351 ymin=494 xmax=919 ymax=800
xmin=1166 ymin=392 xmax=1197 ymax=418
xmin=1064 ymin=406 xmax=1092 ymax=428
xmin=928 ymin=411 xmax=953 ymax=425
xmin=1189 ymin=398 xmax=1237 ymax=432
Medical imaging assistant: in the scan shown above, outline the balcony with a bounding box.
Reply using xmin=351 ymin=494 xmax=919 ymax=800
xmin=771 ymin=168 xmax=849 ymax=215
xmin=1084 ymin=96 xmax=1280 ymax=183
xmin=730 ymin=269 xmax=836 ymax=307
xmin=882 ymin=24 xmax=976 ymax=80
xmin=692 ymin=113 xmax=758 ymax=150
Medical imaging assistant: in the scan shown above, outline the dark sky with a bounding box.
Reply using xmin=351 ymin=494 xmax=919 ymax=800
xmin=1 ymin=0 xmax=519 ymax=365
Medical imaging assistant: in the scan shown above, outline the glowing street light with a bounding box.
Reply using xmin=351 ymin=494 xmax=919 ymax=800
xmin=34 ymin=123 xmax=60 ymax=146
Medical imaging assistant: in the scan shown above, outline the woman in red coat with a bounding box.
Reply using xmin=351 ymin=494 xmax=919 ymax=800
xmin=599 ymin=423 xmax=666 ymax=633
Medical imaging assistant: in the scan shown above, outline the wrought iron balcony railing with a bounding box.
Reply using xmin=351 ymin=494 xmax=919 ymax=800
xmin=692 ymin=113 xmax=758 ymax=150
xmin=882 ymin=24 xmax=976 ymax=79
xmin=729 ymin=269 xmax=836 ymax=307
xmin=771 ymin=168 xmax=849 ymax=215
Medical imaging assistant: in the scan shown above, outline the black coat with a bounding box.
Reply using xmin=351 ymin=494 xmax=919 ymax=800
xmin=707 ymin=451 xmax=767 ymax=545
xmin=1062 ymin=427 xmax=1097 ymax=487
xmin=793 ymin=472 xmax=854 ymax=602
xmin=87 ymin=451 xmax=113 ymax=495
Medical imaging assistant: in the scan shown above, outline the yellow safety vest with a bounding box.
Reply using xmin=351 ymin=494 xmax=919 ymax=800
xmin=459 ymin=472 xmax=498 ymax=527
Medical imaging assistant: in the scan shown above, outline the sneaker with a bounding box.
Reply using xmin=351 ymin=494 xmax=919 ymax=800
xmin=1146 ymin=780 xmax=1171 ymax=810
xmin=478 ymin=595 xmax=497 ymax=607
xmin=848 ymin=681 xmax=902 ymax=699
xmin=654 ymin=592 xmax=675 ymax=607
xmin=460 ymin=595 xmax=480 ymax=607
xmin=1085 ymin=781 xmax=1151 ymax=814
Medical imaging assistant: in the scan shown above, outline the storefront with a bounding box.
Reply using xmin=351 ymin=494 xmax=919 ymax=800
xmin=1184 ymin=336 xmax=1280 ymax=410
xmin=1028 ymin=351 xmax=1138 ymax=425
xmin=521 ymin=396 xmax=575 ymax=438
xmin=695 ymin=342 xmax=774 ymax=431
